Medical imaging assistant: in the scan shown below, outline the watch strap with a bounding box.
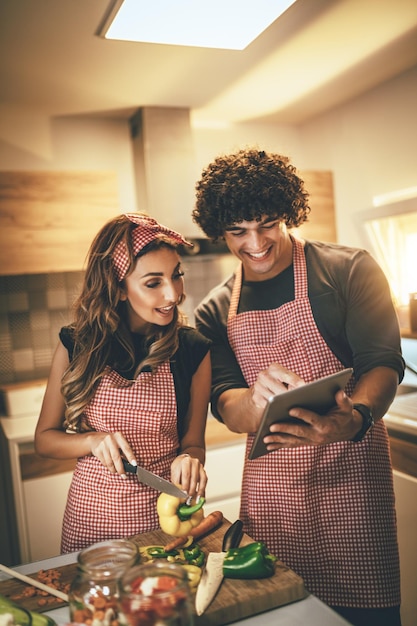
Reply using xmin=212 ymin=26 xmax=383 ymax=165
xmin=351 ymin=403 xmax=374 ymax=442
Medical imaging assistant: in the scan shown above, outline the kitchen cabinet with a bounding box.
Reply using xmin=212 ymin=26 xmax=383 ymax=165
xmin=0 ymin=171 xmax=120 ymax=275
xmin=389 ymin=433 xmax=417 ymax=626
xmin=293 ymin=170 xmax=336 ymax=243
xmin=385 ymin=372 xmax=417 ymax=626
xmin=0 ymin=169 xmax=336 ymax=277
xmin=393 ymin=471 xmax=417 ymax=626
xmin=204 ymin=441 xmax=246 ymax=521
xmin=22 ymin=470 xmax=73 ymax=562
xmin=0 ymin=416 xmax=76 ymax=564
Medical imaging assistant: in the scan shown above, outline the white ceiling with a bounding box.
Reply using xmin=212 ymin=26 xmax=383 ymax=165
xmin=1 ymin=0 xmax=417 ymax=127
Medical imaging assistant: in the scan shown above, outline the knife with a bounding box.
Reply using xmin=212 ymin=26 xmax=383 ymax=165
xmin=195 ymin=519 xmax=244 ymax=615
xmin=122 ymin=459 xmax=188 ymax=498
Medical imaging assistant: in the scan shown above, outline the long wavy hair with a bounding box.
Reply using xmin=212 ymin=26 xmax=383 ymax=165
xmin=62 ymin=213 xmax=187 ymax=432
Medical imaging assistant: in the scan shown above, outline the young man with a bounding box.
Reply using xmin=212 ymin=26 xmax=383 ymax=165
xmin=192 ymin=148 xmax=404 ymax=626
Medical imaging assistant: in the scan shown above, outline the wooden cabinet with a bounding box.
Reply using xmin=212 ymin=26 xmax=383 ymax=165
xmin=0 ymin=169 xmax=337 ymax=276
xmin=0 ymin=171 xmax=120 ymax=275
xmin=204 ymin=441 xmax=246 ymax=522
xmin=390 ymin=435 xmax=417 ymax=478
xmin=293 ymin=170 xmax=337 ymax=243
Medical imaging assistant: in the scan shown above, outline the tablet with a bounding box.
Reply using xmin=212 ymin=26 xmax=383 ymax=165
xmin=248 ymin=368 xmax=353 ymax=460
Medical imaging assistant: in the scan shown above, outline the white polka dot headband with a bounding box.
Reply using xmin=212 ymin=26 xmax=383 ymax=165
xmin=112 ymin=213 xmax=192 ymax=281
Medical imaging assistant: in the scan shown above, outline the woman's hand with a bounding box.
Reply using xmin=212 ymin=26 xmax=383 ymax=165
xmin=87 ymin=431 xmax=136 ymax=477
xmin=170 ymin=453 xmax=207 ymax=498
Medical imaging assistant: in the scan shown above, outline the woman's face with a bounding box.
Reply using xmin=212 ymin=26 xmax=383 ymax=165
xmin=121 ymin=247 xmax=184 ymax=333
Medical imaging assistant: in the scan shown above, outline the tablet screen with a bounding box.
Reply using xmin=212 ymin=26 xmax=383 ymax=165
xmin=248 ymin=368 xmax=353 ymax=460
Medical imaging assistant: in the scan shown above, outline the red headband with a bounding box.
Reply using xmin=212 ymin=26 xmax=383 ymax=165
xmin=112 ymin=213 xmax=193 ymax=281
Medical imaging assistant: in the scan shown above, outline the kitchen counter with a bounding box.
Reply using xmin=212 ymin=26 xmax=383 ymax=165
xmin=0 ymin=413 xmax=245 ymax=449
xmin=0 ymin=554 xmax=350 ymax=626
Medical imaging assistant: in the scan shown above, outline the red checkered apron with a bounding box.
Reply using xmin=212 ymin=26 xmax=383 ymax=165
xmin=61 ymin=361 xmax=178 ymax=553
xmin=227 ymin=236 xmax=400 ymax=607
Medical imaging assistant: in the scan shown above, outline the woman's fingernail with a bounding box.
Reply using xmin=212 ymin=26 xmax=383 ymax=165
xmin=121 ymin=473 xmax=127 ymax=480
xmin=130 ymin=459 xmax=137 ymax=466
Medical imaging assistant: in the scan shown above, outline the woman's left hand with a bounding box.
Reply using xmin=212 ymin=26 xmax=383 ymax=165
xmin=170 ymin=454 xmax=207 ymax=498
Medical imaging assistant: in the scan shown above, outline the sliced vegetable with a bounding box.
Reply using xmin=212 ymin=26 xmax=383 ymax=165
xmin=145 ymin=547 xmax=179 ymax=559
xmin=136 ymin=544 xmax=205 ymax=591
xmin=222 ymin=542 xmax=277 ymax=579
xmin=157 ymin=493 xmax=205 ymax=537
xmin=164 ymin=510 xmax=224 ymax=552
xmin=29 ymin=612 xmax=56 ymax=626
xmin=183 ymin=544 xmax=205 ymax=567
xmin=0 ymin=596 xmax=32 ymax=626
xmin=0 ymin=595 xmax=56 ymax=626
xmin=182 ymin=565 xmax=202 ymax=590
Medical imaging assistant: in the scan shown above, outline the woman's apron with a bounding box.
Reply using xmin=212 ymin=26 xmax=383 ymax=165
xmin=61 ymin=361 xmax=178 ymax=553
xmin=227 ymin=236 xmax=400 ymax=608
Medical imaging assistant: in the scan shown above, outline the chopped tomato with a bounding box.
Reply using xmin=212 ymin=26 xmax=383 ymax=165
xmin=153 ymin=576 xmax=178 ymax=592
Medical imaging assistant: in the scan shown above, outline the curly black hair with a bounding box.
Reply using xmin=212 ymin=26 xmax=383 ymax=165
xmin=192 ymin=148 xmax=311 ymax=241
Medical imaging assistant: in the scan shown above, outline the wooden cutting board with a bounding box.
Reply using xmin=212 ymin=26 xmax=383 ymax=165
xmin=0 ymin=520 xmax=306 ymax=624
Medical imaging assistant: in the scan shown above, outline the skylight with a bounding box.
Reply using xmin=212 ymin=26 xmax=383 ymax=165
xmin=99 ymin=0 xmax=297 ymax=50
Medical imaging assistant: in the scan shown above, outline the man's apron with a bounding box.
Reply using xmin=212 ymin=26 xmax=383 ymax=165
xmin=227 ymin=236 xmax=400 ymax=608
xmin=61 ymin=361 xmax=178 ymax=553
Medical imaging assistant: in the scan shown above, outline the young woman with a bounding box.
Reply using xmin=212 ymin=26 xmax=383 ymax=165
xmin=35 ymin=212 xmax=211 ymax=553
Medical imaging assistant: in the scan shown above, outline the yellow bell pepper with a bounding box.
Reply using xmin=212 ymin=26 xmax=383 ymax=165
xmin=157 ymin=492 xmax=205 ymax=537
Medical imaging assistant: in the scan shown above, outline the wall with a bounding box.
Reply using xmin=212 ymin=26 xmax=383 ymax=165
xmin=1 ymin=67 xmax=415 ymax=251
xmin=0 ymin=256 xmax=240 ymax=385
xmin=0 ymin=65 xmax=416 ymax=383
xmin=0 ymin=272 xmax=82 ymax=385
xmin=0 ymin=114 xmax=138 ymax=384
xmin=299 ymin=65 xmax=417 ymax=247
xmin=191 ymin=65 xmax=417 ymax=249
xmin=0 ymin=113 xmax=137 ymax=212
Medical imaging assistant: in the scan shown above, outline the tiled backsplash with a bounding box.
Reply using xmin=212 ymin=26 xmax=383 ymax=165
xmin=0 ymin=255 xmax=237 ymax=385
xmin=0 ymin=272 xmax=83 ymax=384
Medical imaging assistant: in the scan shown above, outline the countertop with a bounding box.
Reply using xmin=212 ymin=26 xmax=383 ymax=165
xmin=0 ymin=553 xmax=350 ymax=626
xmin=0 ymin=412 xmax=246 ymax=450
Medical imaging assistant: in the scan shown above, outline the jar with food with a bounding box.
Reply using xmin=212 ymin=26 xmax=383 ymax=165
xmin=118 ymin=562 xmax=193 ymax=626
xmin=68 ymin=539 xmax=139 ymax=626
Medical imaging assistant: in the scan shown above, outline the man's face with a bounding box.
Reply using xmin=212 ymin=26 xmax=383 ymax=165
xmin=223 ymin=217 xmax=292 ymax=281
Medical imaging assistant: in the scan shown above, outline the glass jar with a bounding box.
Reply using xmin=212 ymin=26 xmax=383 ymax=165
xmin=118 ymin=561 xmax=194 ymax=626
xmin=68 ymin=539 xmax=139 ymax=626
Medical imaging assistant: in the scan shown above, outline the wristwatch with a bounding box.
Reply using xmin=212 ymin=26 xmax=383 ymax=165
xmin=351 ymin=403 xmax=374 ymax=442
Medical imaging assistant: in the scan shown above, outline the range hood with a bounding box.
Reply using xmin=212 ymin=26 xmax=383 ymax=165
xmin=129 ymin=106 xmax=200 ymax=237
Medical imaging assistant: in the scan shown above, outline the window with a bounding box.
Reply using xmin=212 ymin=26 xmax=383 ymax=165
xmin=359 ymin=196 xmax=417 ymax=323
xmin=364 ymin=210 xmax=417 ymax=306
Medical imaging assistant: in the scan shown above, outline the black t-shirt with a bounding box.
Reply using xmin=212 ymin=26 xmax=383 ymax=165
xmin=195 ymin=240 xmax=405 ymax=418
xmin=60 ymin=325 xmax=211 ymax=424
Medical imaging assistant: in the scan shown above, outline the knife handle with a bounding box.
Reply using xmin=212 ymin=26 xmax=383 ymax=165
xmin=122 ymin=458 xmax=136 ymax=473
xmin=222 ymin=519 xmax=244 ymax=551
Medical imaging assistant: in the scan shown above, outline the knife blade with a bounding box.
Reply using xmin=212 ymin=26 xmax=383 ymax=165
xmin=122 ymin=459 xmax=188 ymax=498
xmin=195 ymin=519 xmax=244 ymax=615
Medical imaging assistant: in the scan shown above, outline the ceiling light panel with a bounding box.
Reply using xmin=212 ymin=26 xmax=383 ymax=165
xmin=102 ymin=0 xmax=296 ymax=50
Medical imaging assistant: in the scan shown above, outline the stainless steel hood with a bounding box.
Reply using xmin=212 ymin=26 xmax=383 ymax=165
xmin=129 ymin=106 xmax=199 ymax=237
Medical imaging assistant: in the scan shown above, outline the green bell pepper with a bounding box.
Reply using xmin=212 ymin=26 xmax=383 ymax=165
xmin=222 ymin=541 xmax=277 ymax=579
xmin=177 ymin=497 xmax=205 ymax=521
xmin=183 ymin=543 xmax=205 ymax=567
xmin=145 ymin=546 xmax=179 ymax=558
